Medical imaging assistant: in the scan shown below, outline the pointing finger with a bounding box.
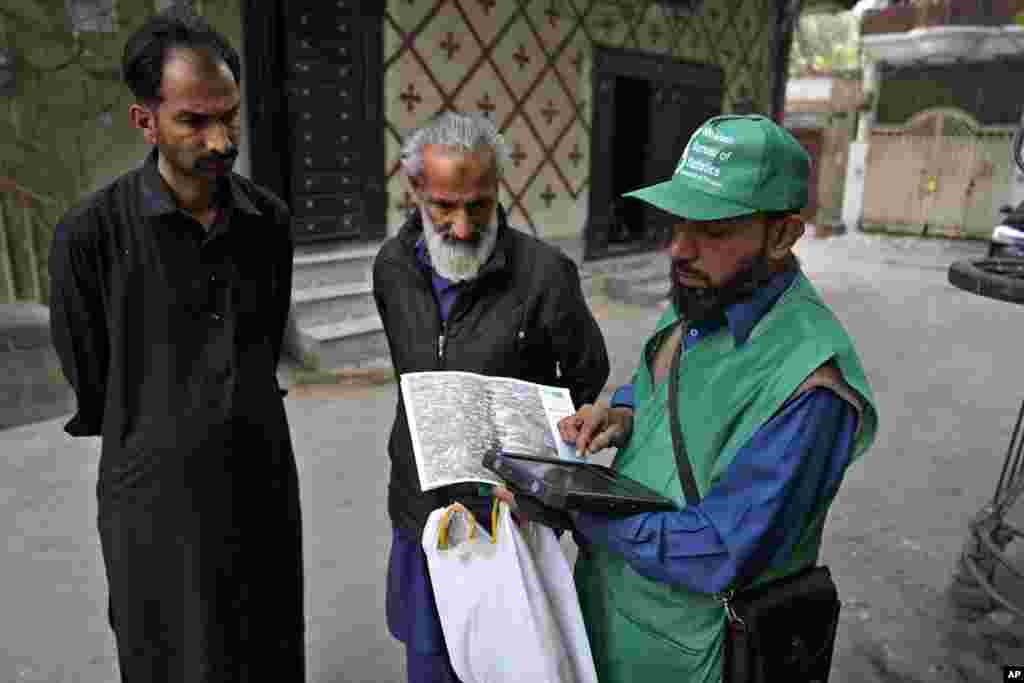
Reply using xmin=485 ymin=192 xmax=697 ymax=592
xmin=558 ymin=415 xmax=580 ymax=443
xmin=587 ymin=425 xmax=620 ymax=455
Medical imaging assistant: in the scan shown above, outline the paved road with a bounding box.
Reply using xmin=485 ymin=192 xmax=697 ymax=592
xmin=5 ymin=231 xmax=1024 ymax=682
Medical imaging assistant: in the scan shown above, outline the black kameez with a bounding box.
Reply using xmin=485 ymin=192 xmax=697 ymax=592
xmin=48 ymin=149 xmax=304 ymax=682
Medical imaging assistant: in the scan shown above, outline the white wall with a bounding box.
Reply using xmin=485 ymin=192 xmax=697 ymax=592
xmin=841 ymin=142 xmax=867 ymax=231
xmin=841 ymin=61 xmax=877 ymax=230
xmin=786 ymin=77 xmax=833 ymax=102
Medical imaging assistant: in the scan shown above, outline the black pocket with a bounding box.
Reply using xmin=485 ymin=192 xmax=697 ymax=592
xmin=97 ymin=444 xmax=163 ymax=508
xmin=726 ymin=567 xmax=841 ymax=683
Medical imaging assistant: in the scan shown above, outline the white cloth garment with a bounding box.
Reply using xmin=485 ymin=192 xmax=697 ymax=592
xmin=422 ymin=501 xmax=598 ymax=683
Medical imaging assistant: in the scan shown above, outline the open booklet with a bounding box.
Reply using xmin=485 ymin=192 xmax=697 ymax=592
xmin=400 ymin=371 xmax=584 ymax=492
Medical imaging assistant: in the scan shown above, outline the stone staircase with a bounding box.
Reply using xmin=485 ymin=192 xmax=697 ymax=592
xmin=0 ymin=303 xmax=75 ymax=430
xmin=582 ymin=250 xmax=670 ymax=306
xmin=285 ymin=238 xmax=672 ymax=372
xmin=0 ymin=243 xmax=672 ymax=428
xmin=545 ymin=236 xmax=671 ymax=306
xmin=287 ymin=241 xmax=390 ymax=371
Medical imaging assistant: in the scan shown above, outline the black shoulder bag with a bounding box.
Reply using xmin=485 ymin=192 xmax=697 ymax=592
xmin=667 ymin=324 xmax=841 ymax=683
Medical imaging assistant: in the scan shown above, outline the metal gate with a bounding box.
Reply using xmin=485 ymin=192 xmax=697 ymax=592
xmin=863 ymin=109 xmax=1013 ymax=239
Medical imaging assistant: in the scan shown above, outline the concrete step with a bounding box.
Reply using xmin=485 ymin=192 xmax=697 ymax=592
xmin=0 ymin=345 xmax=75 ymax=430
xmin=288 ymin=280 xmax=629 ymax=372
xmin=616 ymin=279 xmax=670 ymax=306
xmin=604 ymin=258 xmax=671 ymax=305
xmin=293 ymin=314 xmax=391 ymax=371
xmin=283 ymin=241 xmax=667 ymax=370
xmin=292 ymin=282 xmax=376 ymax=329
xmin=292 ymin=243 xmax=380 ymax=291
xmin=0 ymin=304 xmax=75 ymax=430
xmin=580 ymin=273 xmax=604 ymax=300
xmin=578 ymin=251 xmax=664 ymax=304
xmin=580 ymin=251 xmax=663 ymax=280
xmin=287 ymin=278 xmax=614 ymax=372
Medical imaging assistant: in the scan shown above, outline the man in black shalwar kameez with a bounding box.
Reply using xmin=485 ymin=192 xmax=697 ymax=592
xmin=48 ymin=9 xmax=305 ymax=681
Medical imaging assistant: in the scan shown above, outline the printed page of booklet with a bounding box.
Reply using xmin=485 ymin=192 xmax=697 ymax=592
xmin=400 ymin=371 xmax=584 ymax=492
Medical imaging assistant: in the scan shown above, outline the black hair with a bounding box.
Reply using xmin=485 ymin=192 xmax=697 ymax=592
xmin=122 ymin=6 xmax=241 ymax=105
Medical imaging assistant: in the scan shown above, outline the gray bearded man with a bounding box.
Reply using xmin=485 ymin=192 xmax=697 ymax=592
xmin=372 ymin=111 xmax=610 ymax=683
xmin=417 ymin=174 xmax=500 ymax=283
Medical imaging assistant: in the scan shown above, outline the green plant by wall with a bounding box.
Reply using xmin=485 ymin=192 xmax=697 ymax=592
xmin=789 ymin=10 xmax=860 ymax=77
xmin=0 ymin=0 xmax=242 ymax=305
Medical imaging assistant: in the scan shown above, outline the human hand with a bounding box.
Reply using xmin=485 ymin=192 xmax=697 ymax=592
xmin=494 ymin=485 xmax=516 ymax=506
xmin=496 ymin=486 xmax=576 ymax=531
xmin=493 ymin=486 xmax=524 ymax=527
xmin=557 ymin=402 xmax=633 ymax=457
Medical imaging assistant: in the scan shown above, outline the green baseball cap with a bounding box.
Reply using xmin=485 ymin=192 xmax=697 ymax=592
xmin=623 ymin=114 xmax=810 ymax=221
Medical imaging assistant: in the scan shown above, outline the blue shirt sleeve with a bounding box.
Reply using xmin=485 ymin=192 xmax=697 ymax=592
xmin=610 ymin=384 xmax=635 ymax=410
xmin=572 ymin=387 xmax=858 ymax=594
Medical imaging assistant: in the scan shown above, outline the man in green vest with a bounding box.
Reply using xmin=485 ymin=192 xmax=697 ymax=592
xmin=557 ymin=114 xmax=879 ymax=682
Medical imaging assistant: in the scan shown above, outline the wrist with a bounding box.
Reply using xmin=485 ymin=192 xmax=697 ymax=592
xmin=608 ymin=406 xmax=634 ymax=428
xmin=607 ymin=406 xmax=634 ymax=447
xmin=609 ymin=385 xmax=635 ymax=411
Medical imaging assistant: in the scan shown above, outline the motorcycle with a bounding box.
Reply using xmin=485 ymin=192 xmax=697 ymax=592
xmin=992 ymin=206 xmax=1024 ymax=259
xmin=946 ymin=120 xmax=1024 ymax=621
xmin=990 ymin=125 xmax=1024 ymax=259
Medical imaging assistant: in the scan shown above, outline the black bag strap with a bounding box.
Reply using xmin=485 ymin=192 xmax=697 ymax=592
xmin=668 ymin=322 xmax=832 ymax=607
xmin=667 ymin=321 xmax=702 ymax=506
xmin=667 ymin=329 xmax=758 ymax=609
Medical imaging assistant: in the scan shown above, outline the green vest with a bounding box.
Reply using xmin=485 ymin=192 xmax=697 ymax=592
xmin=575 ymin=272 xmax=878 ymax=683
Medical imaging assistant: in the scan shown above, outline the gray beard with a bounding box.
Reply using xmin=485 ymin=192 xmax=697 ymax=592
xmin=421 ymin=207 xmax=499 ymax=282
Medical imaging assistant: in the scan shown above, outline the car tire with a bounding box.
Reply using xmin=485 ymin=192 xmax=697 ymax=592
xmin=949 ymin=259 xmax=1024 ymax=304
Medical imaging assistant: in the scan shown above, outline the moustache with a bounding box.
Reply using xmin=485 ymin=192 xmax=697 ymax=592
xmin=671 ymin=261 xmax=709 ymax=286
xmin=436 ymin=226 xmax=488 ymax=245
xmin=196 ymin=152 xmax=238 ymax=168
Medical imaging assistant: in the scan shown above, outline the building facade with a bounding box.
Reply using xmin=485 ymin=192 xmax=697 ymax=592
xmin=1 ymin=0 xmax=851 ymax=370
xmin=784 ymin=73 xmax=862 ymax=229
xmin=844 ymin=0 xmax=1024 ymax=238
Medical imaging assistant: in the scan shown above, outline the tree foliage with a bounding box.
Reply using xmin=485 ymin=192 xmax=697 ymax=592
xmin=790 ymin=11 xmax=861 ymax=76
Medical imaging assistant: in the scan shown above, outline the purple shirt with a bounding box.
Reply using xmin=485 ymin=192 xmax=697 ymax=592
xmin=414 ymin=237 xmax=461 ymax=321
xmin=387 ymin=236 xmax=485 ymax=657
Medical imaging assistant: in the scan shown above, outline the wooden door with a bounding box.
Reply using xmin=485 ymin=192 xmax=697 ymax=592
xmin=963 ymin=132 xmax=1013 ymax=239
xmin=587 ymin=46 xmax=723 ymax=261
xmin=862 ymin=124 xmax=933 ymax=230
xmin=926 ymin=129 xmax=976 ymax=237
xmin=243 ymin=0 xmax=385 ymax=244
xmin=638 ymin=82 xmax=720 ymax=242
xmin=862 ymin=110 xmax=1011 ymax=237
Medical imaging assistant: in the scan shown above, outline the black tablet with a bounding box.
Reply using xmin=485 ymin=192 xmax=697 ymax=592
xmin=483 ymin=451 xmax=679 ymax=515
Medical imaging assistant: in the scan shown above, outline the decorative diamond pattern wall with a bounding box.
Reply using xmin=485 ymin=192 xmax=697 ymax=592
xmin=384 ymin=0 xmax=778 ymax=237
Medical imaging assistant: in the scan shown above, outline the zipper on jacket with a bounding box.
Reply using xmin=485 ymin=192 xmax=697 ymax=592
xmin=438 ymin=321 xmax=447 ymax=364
